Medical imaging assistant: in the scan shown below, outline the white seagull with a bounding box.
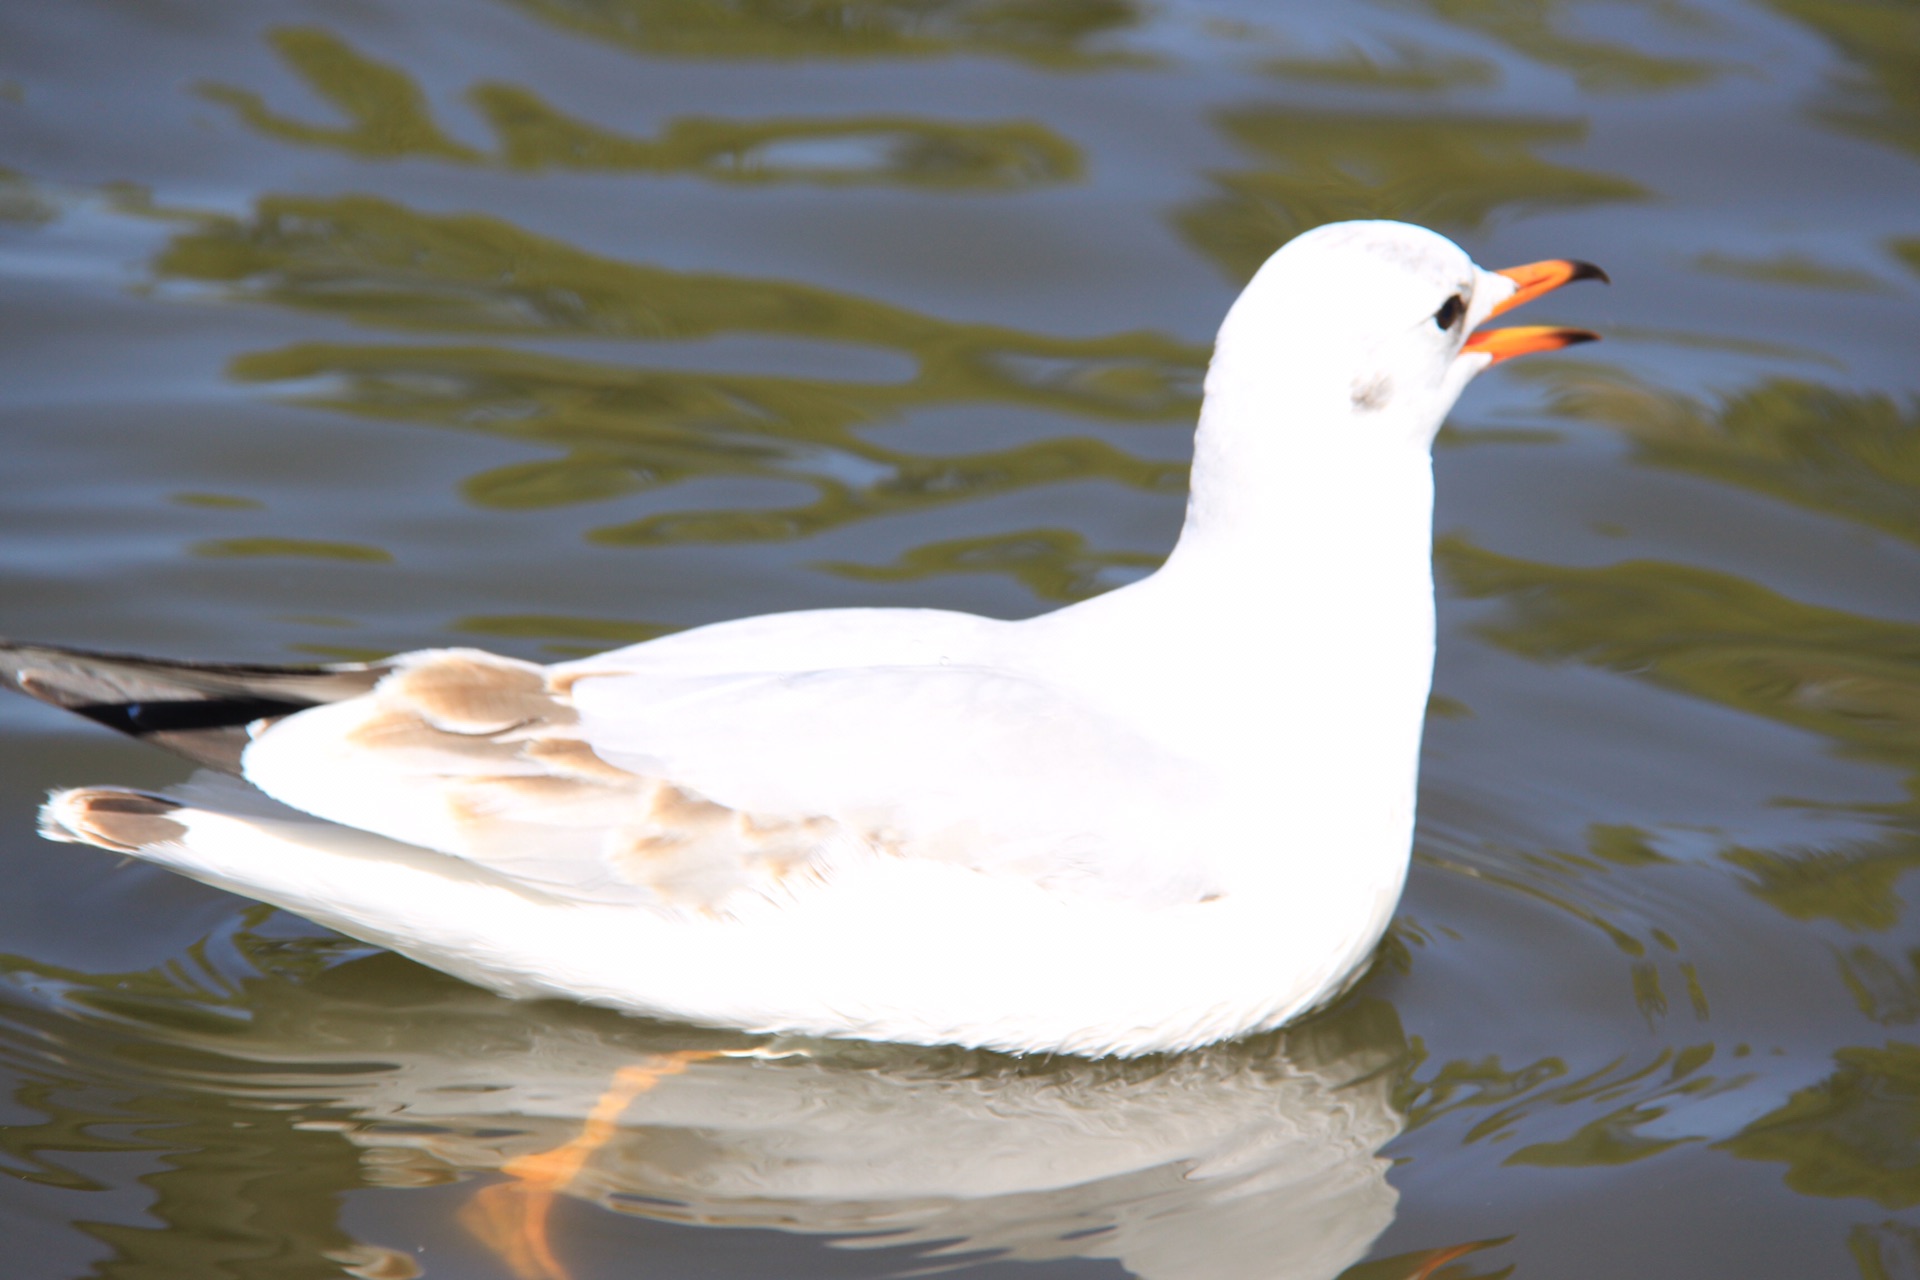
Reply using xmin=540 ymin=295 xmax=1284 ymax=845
xmin=3 ymin=220 xmax=1604 ymax=1058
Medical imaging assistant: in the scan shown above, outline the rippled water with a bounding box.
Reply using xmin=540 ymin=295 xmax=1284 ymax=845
xmin=2 ymin=1 xmax=1918 ymax=1277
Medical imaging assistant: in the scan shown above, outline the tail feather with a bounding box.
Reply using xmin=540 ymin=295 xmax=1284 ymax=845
xmin=41 ymin=788 xmax=189 ymax=852
xmin=0 ymin=640 xmax=389 ymax=772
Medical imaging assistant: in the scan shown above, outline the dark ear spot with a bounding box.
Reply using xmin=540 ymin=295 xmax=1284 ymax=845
xmin=1351 ymin=374 xmax=1393 ymax=412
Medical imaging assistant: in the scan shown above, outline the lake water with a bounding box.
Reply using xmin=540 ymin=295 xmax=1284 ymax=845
xmin=2 ymin=1 xmax=1918 ymax=1277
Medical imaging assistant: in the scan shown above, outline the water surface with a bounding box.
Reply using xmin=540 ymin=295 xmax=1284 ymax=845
xmin=2 ymin=1 xmax=1919 ymax=1277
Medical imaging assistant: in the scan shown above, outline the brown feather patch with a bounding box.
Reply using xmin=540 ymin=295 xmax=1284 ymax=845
xmin=521 ymin=735 xmax=635 ymax=783
xmin=44 ymin=789 xmax=188 ymax=853
xmin=384 ymin=653 xmax=560 ymax=734
xmin=252 ymin=649 xmax=854 ymax=913
xmin=647 ymin=784 xmax=734 ymax=831
xmin=345 ymin=705 xmax=529 ymax=766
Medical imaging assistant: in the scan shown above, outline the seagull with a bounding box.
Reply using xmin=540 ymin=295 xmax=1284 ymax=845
xmin=2 ymin=220 xmax=1604 ymax=1058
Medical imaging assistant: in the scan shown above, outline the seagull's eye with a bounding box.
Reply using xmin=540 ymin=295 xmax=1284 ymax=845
xmin=1433 ymin=295 xmax=1467 ymax=330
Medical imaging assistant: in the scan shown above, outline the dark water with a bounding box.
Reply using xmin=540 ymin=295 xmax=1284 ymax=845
xmin=2 ymin=1 xmax=1919 ymax=1277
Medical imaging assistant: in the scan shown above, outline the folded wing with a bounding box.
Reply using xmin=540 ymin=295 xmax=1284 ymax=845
xmin=242 ymin=646 xmax=1212 ymax=919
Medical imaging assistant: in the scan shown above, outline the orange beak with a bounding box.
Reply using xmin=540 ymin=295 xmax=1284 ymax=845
xmin=1463 ymin=258 xmax=1608 ymax=365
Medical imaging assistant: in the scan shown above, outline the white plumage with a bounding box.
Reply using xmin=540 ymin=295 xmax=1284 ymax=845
xmin=21 ymin=220 xmax=1604 ymax=1056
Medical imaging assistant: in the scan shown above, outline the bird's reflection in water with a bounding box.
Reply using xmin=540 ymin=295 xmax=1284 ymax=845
xmin=299 ymin=983 xmax=1411 ymax=1280
xmin=2 ymin=940 xmax=1414 ymax=1280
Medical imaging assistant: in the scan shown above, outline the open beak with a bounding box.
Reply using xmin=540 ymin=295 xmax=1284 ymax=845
xmin=1463 ymin=259 xmax=1608 ymax=365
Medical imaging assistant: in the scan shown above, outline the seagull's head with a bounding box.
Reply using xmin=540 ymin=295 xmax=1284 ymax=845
xmin=1205 ymin=220 xmax=1606 ymax=456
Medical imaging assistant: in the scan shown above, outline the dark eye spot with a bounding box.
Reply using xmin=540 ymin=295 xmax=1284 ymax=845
xmin=1434 ymin=295 xmax=1466 ymax=330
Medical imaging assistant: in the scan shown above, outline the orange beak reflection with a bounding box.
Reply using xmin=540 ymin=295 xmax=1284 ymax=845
xmin=1463 ymin=258 xmax=1608 ymax=365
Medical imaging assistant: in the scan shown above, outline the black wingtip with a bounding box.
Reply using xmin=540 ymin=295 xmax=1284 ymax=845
xmin=0 ymin=639 xmax=391 ymax=773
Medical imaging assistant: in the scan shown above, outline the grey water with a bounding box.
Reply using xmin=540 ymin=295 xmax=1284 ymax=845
xmin=1 ymin=1 xmax=1918 ymax=1277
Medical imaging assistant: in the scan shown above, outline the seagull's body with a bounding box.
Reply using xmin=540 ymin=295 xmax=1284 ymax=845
xmin=6 ymin=221 xmax=1602 ymax=1056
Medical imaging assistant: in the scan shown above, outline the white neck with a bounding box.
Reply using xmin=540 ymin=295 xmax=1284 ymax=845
xmin=1169 ymin=386 xmax=1434 ymax=570
xmin=1021 ymin=385 xmax=1440 ymax=892
xmin=1042 ymin=388 xmax=1436 ymax=714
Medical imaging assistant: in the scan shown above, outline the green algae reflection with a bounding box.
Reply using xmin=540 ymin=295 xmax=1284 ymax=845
xmin=1692 ymin=251 xmax=1893 ymax=295
xmin=201 ymin=28 xmax=1082 ymax=190
xmin=1440 ymin=538 xmax=1920 ymax=929
xmin=1766 ymin=0 xmax=1920 ymax=158
xmin=1390 ymin=0 xmax=1724 ymax=93
xmin=150 ymin=193 xmax=1199 ymax=561
xmin=820 ymin=527 xmax=1158 ymax=602
xmin=193 ymin=537 xmax=395 ymax=564
xmin=1260 ymin=42 xmax=1501 ymax=93
xmin=1176 ymin=108 xmax=1642 ymax=282
xmin=1523 ymin=368 xmax=1920 ymax=547
xmin=1416 ymin=365 xmax=1920 ymax=1200
xmin=153 ymin=193 xmax=1196 ymax=375
xmin=494 ymin=0 xmax=1149 ymax=65
xmin=1438 ymin=362 xmax=1920 ymax=933
xmin=0 ymin=932 xmax=397 ymax=1277
xmin=1382 ymin=1037 xmax=1745 ymax=1173
xmin=1853 ymin=1223 xmax=1920 ymax=1280
xmin=1837 ymin=944 xmax=1920 ymax=1026
xmin=0 ymin=168 xmax=58 ymax=225
xmin=1721 ymin=1041 xmax=1920 ymax=1209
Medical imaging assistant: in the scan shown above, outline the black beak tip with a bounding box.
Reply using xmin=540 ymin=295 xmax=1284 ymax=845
xmin=1570 ymin=260 xmax=1611 ymax=286
xmin=1564 ymin=329 xmax=1602 ymax=347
